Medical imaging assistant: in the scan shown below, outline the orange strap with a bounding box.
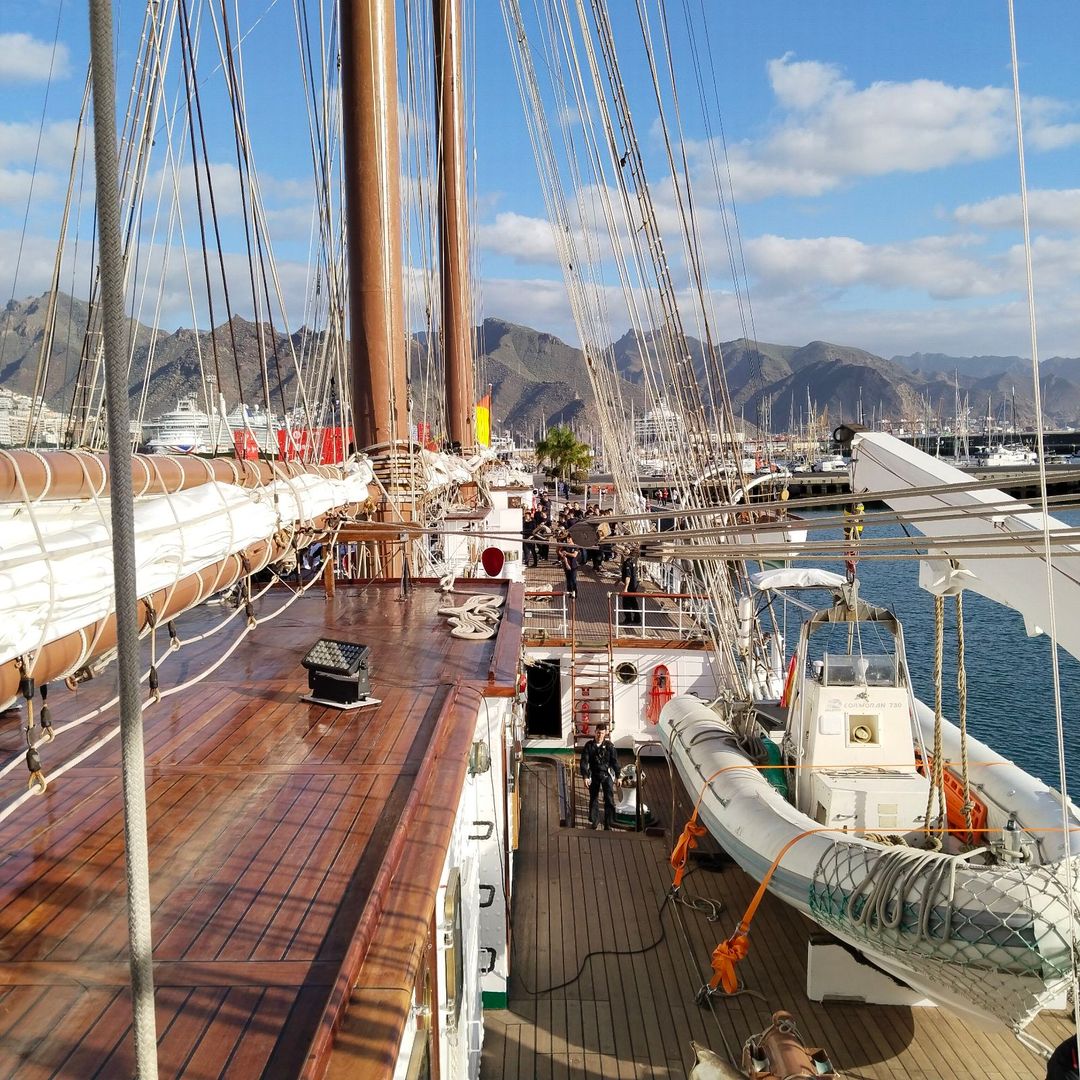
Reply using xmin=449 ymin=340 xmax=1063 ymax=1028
xmin=708 ymin=931 xmax=750 ymax=993
xmin=669 ymin=816 xmax=708 ymax=889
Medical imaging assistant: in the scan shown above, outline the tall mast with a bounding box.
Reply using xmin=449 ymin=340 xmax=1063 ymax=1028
xmin=434 ymin=0 xmax=475 ymax=449
xmin=341 ymin=0 xmax=409 ymax=450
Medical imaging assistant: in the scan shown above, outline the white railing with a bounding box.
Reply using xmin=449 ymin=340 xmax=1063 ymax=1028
xmin=523 ymin=589 xmax=569 ymax=637
xmin=612 ymin=590 xmax=714 ymax=642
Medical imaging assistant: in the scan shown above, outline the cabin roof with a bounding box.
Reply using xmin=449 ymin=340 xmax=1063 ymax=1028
xmin=0 ymin=581 xmax=519 ymax=1078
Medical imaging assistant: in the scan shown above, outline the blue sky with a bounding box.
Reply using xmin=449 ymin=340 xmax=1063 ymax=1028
xmin=2 ymin=0 xmax=1080 ymax=361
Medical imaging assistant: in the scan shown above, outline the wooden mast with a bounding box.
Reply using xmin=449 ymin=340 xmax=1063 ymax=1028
xmin=434 ymin=0 xmax=475 ymax=450
xmin=340 ymin=0 xmax=409 ymax=451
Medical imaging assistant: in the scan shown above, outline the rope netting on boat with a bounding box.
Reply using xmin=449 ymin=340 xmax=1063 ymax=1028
xmin=809 ymin=841 xmax=1080 ymax=1028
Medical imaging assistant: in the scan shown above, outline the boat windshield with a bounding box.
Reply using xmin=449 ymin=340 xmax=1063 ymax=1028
xmin=822 ymin=653 xmax=899 ymax=688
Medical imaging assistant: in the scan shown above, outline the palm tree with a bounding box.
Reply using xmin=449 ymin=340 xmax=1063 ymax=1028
xmin=535 ymin=425 xmax=592 ymax=485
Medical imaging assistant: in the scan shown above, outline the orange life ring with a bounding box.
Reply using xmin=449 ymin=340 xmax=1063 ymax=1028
xmin=646 ymin=664 xmax=674 ymax=724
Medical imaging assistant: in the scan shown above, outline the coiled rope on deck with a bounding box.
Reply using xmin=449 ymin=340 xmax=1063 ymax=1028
xmin=438 ymin=592 xmax=504 ymax=639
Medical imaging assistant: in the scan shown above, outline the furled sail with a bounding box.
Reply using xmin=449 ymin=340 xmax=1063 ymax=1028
xmin=0 ymin=459 xmax=373 ymax=708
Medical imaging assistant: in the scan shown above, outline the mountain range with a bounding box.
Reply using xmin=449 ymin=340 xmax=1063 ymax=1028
xmin=3 ymin=291 xmax=1080 ymax=436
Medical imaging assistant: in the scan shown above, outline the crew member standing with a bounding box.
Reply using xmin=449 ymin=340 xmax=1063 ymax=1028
xmin=580 ymin=721 xmax=620 ymax=830
xmin=557 ymin=532 xmax=579 ymax=598
xmin=619 ymin=549 xmax=640 ymax=626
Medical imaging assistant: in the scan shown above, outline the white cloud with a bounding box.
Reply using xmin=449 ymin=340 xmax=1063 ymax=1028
xmin=0 ymin=167 xmax=55 ymax=206
xmin=765 ymin=54 xmax=847 ymax=111
xmin=693 ymin=55 xmax=1080 ymax=202
xmin=0 ymin=33 xmax=70 ymax=83
xmin=954 ymin=189 xmax=1080 ymax=232
xmin=476 ymin=211 xmax=561 ymax=265
xmin=0 ymin=119 xmax=82 ymax=171
xmin=745 ymin=233 xmax=1004 ymax=300
xmin=480 ymin=274 xmax=575 ymax=331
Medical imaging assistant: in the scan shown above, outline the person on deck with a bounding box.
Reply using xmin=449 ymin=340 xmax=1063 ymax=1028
xmin=619 ymin=549 xmax=640 ymax=626
xmin=1048 ymin=1031 xmax=1079 ymax=1080
xmin=579 ymin=721 xmax=620 ymax=830
xmin=557 ymin=533 xmax=579 ymax=598
xmin=522 ymin=514 xmax=538 ymax=568
xmin=532 ymin=519 xmax=552 ymax=563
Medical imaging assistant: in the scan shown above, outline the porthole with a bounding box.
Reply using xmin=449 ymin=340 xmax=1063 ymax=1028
xmin=615 ymin=661 xmax=639 ymax=684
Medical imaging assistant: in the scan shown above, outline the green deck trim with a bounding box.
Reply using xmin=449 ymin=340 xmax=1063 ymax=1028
xmin=523 ymin=745 xmax=574 ymax=756
xmin=482 ymin=990 xmax=508 ymax=1009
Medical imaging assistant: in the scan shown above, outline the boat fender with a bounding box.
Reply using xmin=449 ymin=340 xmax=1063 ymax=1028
xmin=736 ymin=597 xmax=753 ymax=653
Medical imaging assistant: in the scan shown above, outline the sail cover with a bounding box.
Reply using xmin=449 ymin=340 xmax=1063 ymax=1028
xmin=750 ymin=567 xmax=847 ymax=591
xmin=850 ymin=431 xmax=1080 ymax=662
xmin=0 ymin=468 xmax=371 ymax=667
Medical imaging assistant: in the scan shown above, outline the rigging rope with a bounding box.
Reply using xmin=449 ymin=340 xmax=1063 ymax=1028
xmin=1007 ymin=0 xmax=1080 ymax=1035
xmin=923 ymin=593 xmax=946 ymax=844
xmin=955 ymin=592 xmax=974 ymax=839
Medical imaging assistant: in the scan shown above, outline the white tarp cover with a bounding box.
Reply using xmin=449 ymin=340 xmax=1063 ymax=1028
xmin=420 ymin=448 xmax=473 ymax=488
xmin=0 ymin=466 xmax=371 ymax=665
xmin=750 ymin=567 xmax=847 ymax=591
xmin=851 ymin=430 xmax=1080 ymax=662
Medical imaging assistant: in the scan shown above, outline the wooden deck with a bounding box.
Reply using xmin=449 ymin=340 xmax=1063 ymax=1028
xmin=483 ymin=759 xmax=1071 ymax=1079
xmin=0 ymin=582 xmax=505 ymax=1078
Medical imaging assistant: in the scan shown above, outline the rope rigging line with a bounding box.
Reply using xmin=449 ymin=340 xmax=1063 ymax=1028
xmin=1007 ymin=0 xmax=1080 ymax=1035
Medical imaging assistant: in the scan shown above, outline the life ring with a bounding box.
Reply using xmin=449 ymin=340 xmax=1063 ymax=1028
xmin=645 ymin=664 xmax=674 ymax=724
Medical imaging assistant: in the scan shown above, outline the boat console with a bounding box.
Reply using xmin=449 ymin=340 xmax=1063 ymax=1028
xmin=786 ymin=595 xmax=930 ymax=835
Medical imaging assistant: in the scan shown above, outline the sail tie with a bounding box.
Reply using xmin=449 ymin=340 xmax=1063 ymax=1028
xmin=38 ymin=683 xmax=53 ymax=743
xmin=144 ymin=599 xmax=161 ymax=703
xmin=17 ymin=666 xmax=46 ymax=792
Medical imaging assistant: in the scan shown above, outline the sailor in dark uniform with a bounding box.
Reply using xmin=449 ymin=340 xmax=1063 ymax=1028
xmin=579 ymin=722 xmax=620 ymax=830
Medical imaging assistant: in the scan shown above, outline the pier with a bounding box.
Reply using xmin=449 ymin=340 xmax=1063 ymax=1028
xmin=618 ymin=465 xmax=1080 ymax=508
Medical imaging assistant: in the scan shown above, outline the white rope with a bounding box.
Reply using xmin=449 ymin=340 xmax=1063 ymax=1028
xmin=0 ymin=551 xmax=329 ymax=817
xmin=88 ymin=0 xmax=158 ymax=1067
xmin=1007 ymin=0 xmax=1080 ymax=1034
xmin=438 ymin=592 xmax=504 ymax=639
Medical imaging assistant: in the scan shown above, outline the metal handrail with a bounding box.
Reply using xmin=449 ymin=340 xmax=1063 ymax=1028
xmin=523 ymin=588 xmax=568 ymax=636
xmin=611 ymin=589 xmax=715 ymax=641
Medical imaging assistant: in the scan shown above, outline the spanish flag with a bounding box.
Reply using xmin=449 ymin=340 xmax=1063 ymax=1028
xmin=475 ymin=392 xmax=491 ymax=447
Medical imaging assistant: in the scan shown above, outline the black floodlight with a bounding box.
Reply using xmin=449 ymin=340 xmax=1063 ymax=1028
xmin=301 ymin=639 xmax=379 ymax=710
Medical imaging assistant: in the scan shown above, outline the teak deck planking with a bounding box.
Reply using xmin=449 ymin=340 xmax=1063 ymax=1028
xmin=0 ymin=583 xmax=503 ymax=1079
xmin=484 ymin=761 xmax=1073 ymax=1079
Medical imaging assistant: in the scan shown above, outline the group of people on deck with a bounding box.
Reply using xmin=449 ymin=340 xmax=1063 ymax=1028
xmin=521 ymin=489 xmax=640 ymax=621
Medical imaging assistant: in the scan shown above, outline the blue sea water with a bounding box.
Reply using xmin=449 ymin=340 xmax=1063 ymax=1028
xmin=768 ymin=510 xmax=1080 ymax=795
